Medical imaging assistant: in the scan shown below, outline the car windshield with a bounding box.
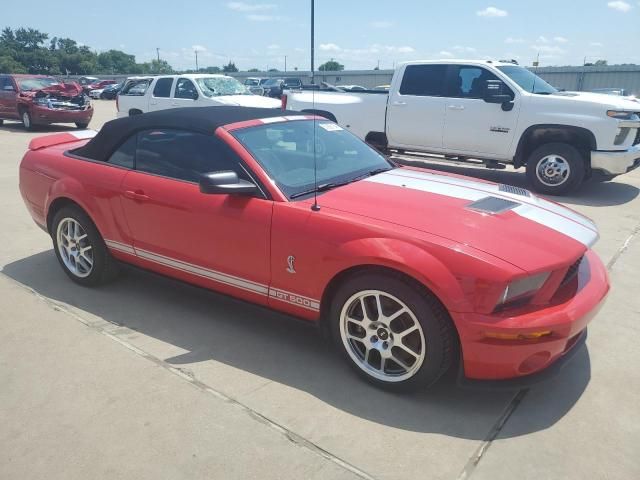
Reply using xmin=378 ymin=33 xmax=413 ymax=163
xmin=497 ymin=66 xmax=557 ymax=94
xmin=18 ymin=77 xmax=59 ymax=91
xmin=263 ymin=79 xmax=282 ymax=86
xmin=233 ymin=119 xmax=393 ymax=200
xmin=196 ymin=77 xmax=251 ymax=97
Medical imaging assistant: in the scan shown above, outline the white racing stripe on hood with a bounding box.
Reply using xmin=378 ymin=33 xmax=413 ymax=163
xmin=367 ymin=170 xmax=599 ymax=248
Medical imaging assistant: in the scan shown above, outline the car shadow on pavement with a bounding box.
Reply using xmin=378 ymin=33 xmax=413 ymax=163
xmin=395 ymin=158 xmax=639 ymax=207
xmin=0 ymin=122 xmax=79 ymax=133
xmin=2 ymin=250 xmax=592 ymax=440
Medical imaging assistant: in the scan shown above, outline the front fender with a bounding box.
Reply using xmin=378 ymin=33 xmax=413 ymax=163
xmin=325 ymin=237 xmax=472 ymax=313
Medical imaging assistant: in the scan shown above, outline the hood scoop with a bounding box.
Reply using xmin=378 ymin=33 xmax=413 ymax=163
xmin=498 ymin=184 xmax=530 ymax=197
xmin=467 ymin=196 xmax=521 ymax=214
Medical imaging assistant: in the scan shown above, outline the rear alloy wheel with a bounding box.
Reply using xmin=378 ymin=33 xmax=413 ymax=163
xmin=52 ymin=206 xmax=119 ymax=286
xmin=526 ymin=143 xmax=585 ymax=195
xmin=330 ymin=272 xmax=456 ymax=391
xmin=21 ymin=110 xmax=34 ymax=131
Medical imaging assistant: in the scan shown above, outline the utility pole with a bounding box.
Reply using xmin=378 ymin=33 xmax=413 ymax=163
xmin=195 ymin=49 xmax=199 ymax=72
xmin=156 ymin=48 xmax=160 ymax=62
xmin=285 ymin=55 xmax=287 ymax=72
xmin=310 ymin=0 xmax=315 ymax=83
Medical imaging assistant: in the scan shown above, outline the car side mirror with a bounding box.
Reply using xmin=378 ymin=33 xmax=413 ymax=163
xmin=199 ymin=171 xmax=258 ymax=196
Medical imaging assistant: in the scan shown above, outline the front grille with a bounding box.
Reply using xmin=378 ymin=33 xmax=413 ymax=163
xmin=560 ymin=256 xmax=583 ymax=287
xmin=499 ymin=184 xmax=531 ymax=197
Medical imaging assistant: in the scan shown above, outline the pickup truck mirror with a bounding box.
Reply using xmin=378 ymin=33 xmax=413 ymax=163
xmin=483 ymin=80 xmax=512 ymax=103
xmin=199 ymin=171 xmax=258 ymax=196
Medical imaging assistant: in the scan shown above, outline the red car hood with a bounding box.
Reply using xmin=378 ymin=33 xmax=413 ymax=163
xmin=317 ymin=168 xmax=598 ymax=272
xmin=23 ymin=82 xmax=83 ymax=98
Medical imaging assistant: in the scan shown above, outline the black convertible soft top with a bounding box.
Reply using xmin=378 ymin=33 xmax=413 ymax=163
xmin=74 ymin=106 xmax=301 ymax=162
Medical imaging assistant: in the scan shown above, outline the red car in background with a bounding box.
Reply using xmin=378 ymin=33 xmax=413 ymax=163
xmin=18 ymin=107 xmax=609 ymax=391
xmin=85 ymin=79 xmax=117 ymax=93
xmin=0 ymin=74 xmax=93 ymax=130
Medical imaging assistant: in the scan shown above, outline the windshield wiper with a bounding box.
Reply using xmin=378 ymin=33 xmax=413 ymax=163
xmin=289 ymin=168 xmax=392 ymax=199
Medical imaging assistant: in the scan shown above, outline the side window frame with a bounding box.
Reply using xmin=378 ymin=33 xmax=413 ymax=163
xmin=132 ymin=128 xmax=270 ymax=199
xmin=445 ymin=65 xmax=515 ymax=100
xmin=174 ymin=78 xmax=198 ymax=100
xmin=152 ymin=77 xmax=175 ymax=98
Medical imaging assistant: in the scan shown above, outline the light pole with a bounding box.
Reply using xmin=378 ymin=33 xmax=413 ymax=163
xmin=156 ymin=48 xmax=160 ymax=63
xmin=285 ymin=55 xmax=287 ymax=72
xmin=195 ymin=49 xmax=199 ymax=72
xmin=310 ymin=0 xmax=315 ymax=83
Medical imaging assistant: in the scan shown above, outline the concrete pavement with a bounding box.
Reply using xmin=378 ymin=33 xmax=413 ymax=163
xmin=1 ymin=101 xmax=639 ymax=479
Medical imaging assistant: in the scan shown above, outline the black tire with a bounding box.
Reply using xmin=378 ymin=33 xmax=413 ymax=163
xmin=0 ymin=119 xmax=4 ymax=125
xmin=525 ymin=143 xmax=586 ymax=195
xmin=75 ymin=122 xmax=89 ymax=129
xmin=20 ymin=108 xmax=35 ymax=131
xmin=129 ymin=109 xmax=142 ymax=116
xmin=51 ymin=205 xmax=119 ymax=287
xmin=329 ymin=271 xmax=457 ymax=392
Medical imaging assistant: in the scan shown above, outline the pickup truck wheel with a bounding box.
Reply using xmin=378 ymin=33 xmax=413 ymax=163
xmin=75 ymin=122 xmax=89 ymax=129
xmin=21 ymin=110 xmax=34 ymax=131
xmin=526 ymin=143 xmax=585 ymax=195
xmin=329 ymin=272 xmax=456 ymax=392
xmin=0 ymin=119 xmax=4 ymax=126
xmin=52 ymin=206 xmax=119 ymax=286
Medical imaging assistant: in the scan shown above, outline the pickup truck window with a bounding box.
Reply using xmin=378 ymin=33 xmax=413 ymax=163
xmin=496 ymin=65 xmax=557 ymax=94
xmin=153 ymin=78 xmax=174 ymax=98
xmin=447 ymin=66 xmax=513 ymax=99
xmin=233 ymin=120 xmax=392 ymax=199
xmin=136 ymin=129 xmax=243 ymax=183
xmin=399 ymin=65 xmax=448 ymax=97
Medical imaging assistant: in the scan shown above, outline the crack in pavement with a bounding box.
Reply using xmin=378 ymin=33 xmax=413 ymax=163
xmin=0 ymin=272 xmax=377 ymax=480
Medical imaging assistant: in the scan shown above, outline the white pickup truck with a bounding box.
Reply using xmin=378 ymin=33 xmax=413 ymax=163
xmin=117 ymin=74 xmax=280 ymax=118
xmin=283 ymin=60 xmax=640 ymax=194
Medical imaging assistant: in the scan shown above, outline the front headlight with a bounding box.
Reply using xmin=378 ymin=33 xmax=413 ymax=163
xmin=607 ymin=110 xmax=639 ymax=120
xmin=496 ymin=272 xmax=550 ymax=309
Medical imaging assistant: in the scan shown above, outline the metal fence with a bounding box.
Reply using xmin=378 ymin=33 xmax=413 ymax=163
xmin=63 ymin=64 xmax=640 ymax=95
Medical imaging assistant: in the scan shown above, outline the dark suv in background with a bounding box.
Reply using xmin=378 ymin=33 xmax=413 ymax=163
xmin=262 ymin=77 xmax=303 ymax=98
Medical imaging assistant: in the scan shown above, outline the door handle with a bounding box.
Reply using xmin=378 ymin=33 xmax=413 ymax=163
xmin=391 ymin=101 xmax=407 ymax=106
xmin=447 ymin=105 xmax=465 ymax=110
xmin=124 ymin=190 xmax=150 ymax=201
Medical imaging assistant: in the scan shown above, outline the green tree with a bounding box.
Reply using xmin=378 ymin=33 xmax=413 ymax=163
xmin=97 ymin=50 xmax=138 ymax=73
xmin=247 ymin=68 xmax=260 ymax=72
xmin=0 ymin=55 xmax=27 ymax=73
xmin=223 ymin=61 xmax=238 ymax=73
xmin=318 ymin=59 xmax=344 ymax=71
xmin=594 ymin=59 xmax=607 ymax=66
xmin=204 ymin=66 xmax=222 ymax=73
xmin=140 ymin=59 xmax=173 ymax=74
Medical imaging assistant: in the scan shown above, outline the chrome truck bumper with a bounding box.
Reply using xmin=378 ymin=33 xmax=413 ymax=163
xmin=591 ymin=144 xmax=640 ymax=176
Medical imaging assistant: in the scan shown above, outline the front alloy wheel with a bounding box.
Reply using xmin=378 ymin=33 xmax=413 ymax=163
xmin=340 ymin=290 xmax=426 ymax=382
xmin=330 ymin=272 xmax=456 ymax=391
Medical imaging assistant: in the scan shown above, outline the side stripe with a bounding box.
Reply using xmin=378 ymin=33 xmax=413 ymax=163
xmin=104 ymin=239 xmax=320 ymax=311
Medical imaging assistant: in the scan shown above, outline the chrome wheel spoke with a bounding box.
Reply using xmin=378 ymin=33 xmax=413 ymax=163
xmin=397 ymin=324 xmax=419 ymax=339
xmin=56 ymin=218 xmax=94 ymax=278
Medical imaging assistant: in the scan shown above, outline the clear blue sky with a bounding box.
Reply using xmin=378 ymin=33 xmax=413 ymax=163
xmin=3 ymin=1 xmax=639 ymax=70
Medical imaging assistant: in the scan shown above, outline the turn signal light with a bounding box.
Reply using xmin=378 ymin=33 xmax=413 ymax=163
xmin=484 ymin=330 xmax=552 ymax=341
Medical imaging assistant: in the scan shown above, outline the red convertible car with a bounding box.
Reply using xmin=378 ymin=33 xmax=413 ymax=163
xmin=19 ymin=107 xmax=609 ymax=391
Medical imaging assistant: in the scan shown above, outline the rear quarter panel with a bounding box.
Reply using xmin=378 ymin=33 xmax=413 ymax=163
xmin=19 ymin=142 xmax=131 ymax=245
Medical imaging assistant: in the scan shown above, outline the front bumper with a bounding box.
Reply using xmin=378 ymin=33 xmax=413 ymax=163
xmin=454 ymin=249 xmax=609 ymax=384
xmin=591 ymin=144 xmax=640 ymax=175
xmin=30 ymin=103 xmax=93 ymax=126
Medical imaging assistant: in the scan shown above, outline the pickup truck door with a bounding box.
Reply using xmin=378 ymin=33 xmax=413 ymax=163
xmin=385 ymin=64 xmax=448 ymax=150
xmin=119 ymin=128 xmax=273 ymax=306
xmin=148 ymin=77 xmax=175 ymax=112
xmin=441 ymin=65 xmax=521 ymax=158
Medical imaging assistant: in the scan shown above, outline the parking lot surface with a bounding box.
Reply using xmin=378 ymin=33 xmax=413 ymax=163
xmin=1 ymin=102 xmax=639 ymax=480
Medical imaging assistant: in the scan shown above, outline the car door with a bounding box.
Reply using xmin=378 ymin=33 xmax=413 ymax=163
xmin=0 ymin=76 xmax=19 ymax=119
xmin=386 ymin=64 xmax=448 ymax=150
xmin=148 ymin=77 xmax=175 ymax=112
xmin=441 ymin=65 xmax=521 ymax=158
xmin=172 ymin=78 xmax=200 ymax=108
xmin=119 ymin=128 xmax=273 ymax=305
